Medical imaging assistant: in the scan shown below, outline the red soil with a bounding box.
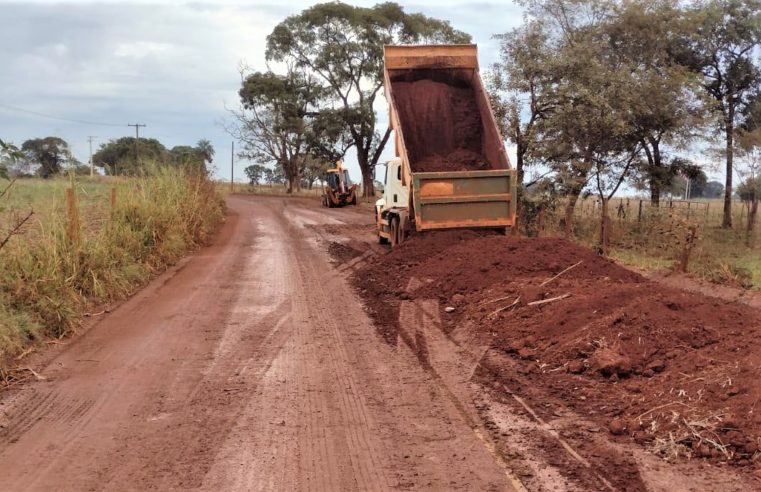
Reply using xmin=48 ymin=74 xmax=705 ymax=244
xmin=391 ymin=79 xmax=490 ymax=172
xmin=352 ymin=232 xmax=761 ymax=467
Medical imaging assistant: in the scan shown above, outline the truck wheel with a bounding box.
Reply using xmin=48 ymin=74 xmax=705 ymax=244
xmin=398 ymin=217 xmax=408 ymax=245
xmin=390 ymin=217 xmax=399 ymax=247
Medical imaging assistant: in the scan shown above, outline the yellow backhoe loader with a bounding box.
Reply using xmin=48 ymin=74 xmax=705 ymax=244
xmin=322 ymin=160 xmax=358 ymax=207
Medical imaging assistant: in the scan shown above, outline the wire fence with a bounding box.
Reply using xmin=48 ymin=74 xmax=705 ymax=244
xmin=572 ymin=196 xmax=753 ymax=229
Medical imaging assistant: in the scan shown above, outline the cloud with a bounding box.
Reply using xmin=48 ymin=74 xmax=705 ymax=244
xmin=0 ymin=1 xmax=522 ymax=179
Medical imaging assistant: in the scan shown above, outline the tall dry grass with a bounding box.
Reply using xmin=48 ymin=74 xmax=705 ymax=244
xmin=524 ymin=196 xmax=760 ymax=289
xmin=0 ymin=167 xmax=224 ymax=375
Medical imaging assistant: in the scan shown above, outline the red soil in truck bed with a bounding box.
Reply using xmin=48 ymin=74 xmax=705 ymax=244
xmin=391 ymin=79 xmax=491 ymax=172
xmin=351 ymin=231 xmax=761 ymax=468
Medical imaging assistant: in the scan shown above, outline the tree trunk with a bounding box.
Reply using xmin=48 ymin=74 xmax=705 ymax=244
xmin=516 ymin=145 xmax=525 ymax=186
xmin=650 ymin=179 xmax=660 ymax=207
xmin=562 ymin=186 xmax=583 ymax=239
xmin=599 ymin=196 xmax=610 ymax=256
xmin=356 ymin=148 xmax=374 ymax=198
xmin=748 ymin=191 xmax=758 ymax=245
xmin=723 ymin=106 xmax=734 ymax=228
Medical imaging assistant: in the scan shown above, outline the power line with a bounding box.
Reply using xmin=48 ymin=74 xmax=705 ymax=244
xmin=0 ymin=102 xmax=125 ymax=127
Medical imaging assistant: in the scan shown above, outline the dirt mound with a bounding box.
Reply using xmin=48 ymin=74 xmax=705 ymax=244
xmin=327 ymin=241 xmax=363 ymax=264
xmin=391 ymin=79 xmax=490 ymax=172
xmin=351 ymin=232 xmax=761 ymax=466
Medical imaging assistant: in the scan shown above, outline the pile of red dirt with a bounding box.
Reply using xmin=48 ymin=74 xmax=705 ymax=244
xmin=391 ymin=79 xmax=490 ymax=172
xmin=351 ymin=232 xmax=761 ymax=466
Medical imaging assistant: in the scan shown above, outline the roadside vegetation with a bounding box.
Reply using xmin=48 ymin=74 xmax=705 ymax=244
xmin=531 ymin=196 xmax=761 ymax=288
xmin=0 ymin=152 xmax=224 ymax=376
xmin=486 ymin=0 xmax=761 ymax=288
xmin=224 ymin=0 xmax=758 ymax=289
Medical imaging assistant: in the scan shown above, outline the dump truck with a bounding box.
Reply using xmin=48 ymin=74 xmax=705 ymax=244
xmin=322 ymin=160 xmax=357 ymax=208
xmin=376 ymin=44 xmax=517 ymax=246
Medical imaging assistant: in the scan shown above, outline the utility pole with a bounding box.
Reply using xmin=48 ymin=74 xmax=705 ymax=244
xmin=87 ymin=136 xmax=96 ymax=177
xmin=127 ymin=123 xmax=146 ymax=168
xmin=230 ymin=141 xmax=234 ymax=192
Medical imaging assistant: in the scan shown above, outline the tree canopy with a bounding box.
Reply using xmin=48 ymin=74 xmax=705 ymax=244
xmin=21 ymin=137 xmax=74 ymax=178
xmin=93 ymin=138 xmax=213 ymax=176
xmin=265 ymin=1 xmax=471 ymax=196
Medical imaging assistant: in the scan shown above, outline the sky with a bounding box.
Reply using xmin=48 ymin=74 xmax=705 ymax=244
xmin=0 ymin=0 xmax=525 ymax=183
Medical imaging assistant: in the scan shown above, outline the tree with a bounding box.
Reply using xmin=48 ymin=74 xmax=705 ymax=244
xmin=0 ymin=139 xmax=23 ymax=179
xmin=196 ymin=139 xmax=215 ymax=165
xmin=93 ymin=137 xmax=169 ymax=175
xmin=244 ymin=164 xmax=268 ymax=185
xmin=300 ymin=154 xmax=331 ymax=189
xmin=520 ymin=0 xmax=642 ymax=242
xmin=262 ymin=167 xmax=275 ymax=186
xmin=736 ymin=127 xmax=761 ymax=237
xmin=266 ymin=1 xmax=471 ymax=196
xmin=229 ymin=69 xmax=323 ymax=193
xmin=605 ymin=0 xmax=705 ymax=207
xmin=679 ymin=0 xmax=761 ymax=228
xmin=489 ymin=20 xmax=558 ymax=186
xmin=21 ymin=137 xmax=73 ymax=178
xmin=0 ymin=139 xmax=33 ymax=253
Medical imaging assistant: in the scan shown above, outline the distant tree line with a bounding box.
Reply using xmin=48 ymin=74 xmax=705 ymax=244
xmin=0 ymin=136 xmax=215 ymax=178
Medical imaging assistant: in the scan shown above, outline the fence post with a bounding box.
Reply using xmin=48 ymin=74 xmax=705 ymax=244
xmin=110 ymin=187 xmax=117 ymax=210
xmin=638 ymin=199 xmax=643 ymax=222
xmin=66 ymin=187 xmax=80 ymax=247
xmin=678 ymin=225 xmax=698 ymax=273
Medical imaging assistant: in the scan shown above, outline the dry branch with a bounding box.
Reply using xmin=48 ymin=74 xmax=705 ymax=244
xmin=527 ymin=293 xmax=571 ymax=306
xmin=488 ymin=296 xmax=521 ymax=318
xmin=0 ymin=210 xmax=34 ymax=252
xmin=539 ymin=260 xmax=583 ymax=287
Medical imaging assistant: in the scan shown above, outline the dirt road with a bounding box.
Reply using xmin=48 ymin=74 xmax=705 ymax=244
xmin=0 ymin=195 xmax=520 ymax=491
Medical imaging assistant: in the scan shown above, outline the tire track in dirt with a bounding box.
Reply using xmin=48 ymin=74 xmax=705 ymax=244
xmin=0 ymin=196 xmax=525 ymax=491
xmin=203 ymin=199 xmax=389 ymax=491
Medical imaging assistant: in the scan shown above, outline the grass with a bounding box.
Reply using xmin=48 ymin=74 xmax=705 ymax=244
xmin=218 ymin=182 xmax=322 ymax=197
xmin=533 ymin=196 xmax=761 ymax=289
xmin=0 ymin=169 xmax=225 ymax=376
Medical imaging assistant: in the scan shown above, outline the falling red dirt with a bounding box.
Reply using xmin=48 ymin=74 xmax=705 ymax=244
xmin=352 ymin=231 xmax=761 ymax=468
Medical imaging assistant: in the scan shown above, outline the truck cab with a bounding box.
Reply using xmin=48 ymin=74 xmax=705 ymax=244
xmin=375 ymin=158 xmax=410 ymax=245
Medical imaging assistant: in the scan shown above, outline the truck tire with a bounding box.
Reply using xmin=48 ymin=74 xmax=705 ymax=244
xmin=390 ymin=217 xmax=399 ymax=247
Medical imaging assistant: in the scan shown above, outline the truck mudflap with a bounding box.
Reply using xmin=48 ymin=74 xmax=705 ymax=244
xmin=412 ymin=169 xmax=516 ymax=231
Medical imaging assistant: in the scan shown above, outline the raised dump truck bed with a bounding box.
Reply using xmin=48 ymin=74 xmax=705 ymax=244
xmin=377 ymin=45 xmax=516 ymax=241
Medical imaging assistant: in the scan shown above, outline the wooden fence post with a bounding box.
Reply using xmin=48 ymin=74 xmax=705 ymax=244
xmin=110 ymin=187 xmax=117 ymax=210
xmin=638 ymin=200 xmax=643 ymax=222
xmin=66 ymin=187 xmax=80 ymax=246
xmin=678 ymin=225 xmax=698 ymax=273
